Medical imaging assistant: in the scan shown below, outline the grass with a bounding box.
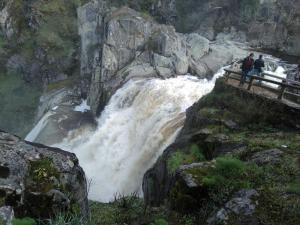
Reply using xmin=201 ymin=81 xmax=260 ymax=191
xmin=167 ymin=144 xmax=205 ymax=173
xmin=12 ymin=218 xmax=37 ymax=225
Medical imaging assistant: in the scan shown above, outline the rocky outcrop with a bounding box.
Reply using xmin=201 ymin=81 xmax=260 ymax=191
xmin=167 ymin=0 xmax=300 ymax=56
xmin=207 ymin=189 xmax=259 ymax=225
xmin=0 ymin=131 xmax=89 ymax=219
xmin=143 ymin=78 xmax=300 ymax=206
xmin=0 ymin=0 xmax=82 ymax=84
xmin=78 ymin=1 xmax=246 ymax=115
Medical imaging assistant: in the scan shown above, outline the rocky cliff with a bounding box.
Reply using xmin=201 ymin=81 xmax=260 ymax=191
xmin=78 ymin=1 xmax=246 ymax=115
xmin=0 ymin=130 xmax=89 ymax=220
xmin=107 ymin=0 xmax=300 ymax=56
xmin=143 ymin=78 xmax=300 ymax=224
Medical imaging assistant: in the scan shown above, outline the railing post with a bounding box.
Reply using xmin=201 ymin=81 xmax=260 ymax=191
xmin=248 ymin=76 xmax=254 ymax=90
xmin=225 ymin=71 xmax=230 ymax=82
xmin=278 ymin=85 xmax=287 ymax=100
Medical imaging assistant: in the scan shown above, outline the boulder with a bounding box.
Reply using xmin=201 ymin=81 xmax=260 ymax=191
xmin=251 ymin=149 xmax=284 ymax=166
xmin=207 ymin=189 xmax=259 ymax=225
xmin=0 ymin=206 xmax=14 ymax=225
xmin=77 ymin=2 xmax=245 ymax=115
xmin=0 ymin=131 xmax=89 ymax=219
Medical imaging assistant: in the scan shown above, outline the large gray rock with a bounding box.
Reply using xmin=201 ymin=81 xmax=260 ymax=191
xmin=251 ymin=149 xmax=284 ymax=166
xmin=159 ymin=0 xmax=300 ymax=56
xmin=78 ymin=2 xmax=246 ymax=115
xmin=0 ymin=206 xmax=14 ymax=225
xmin=207 ymin=189 xmax=259 ymax=225
xmin=0 ymin=131 xmax=89 ymax=219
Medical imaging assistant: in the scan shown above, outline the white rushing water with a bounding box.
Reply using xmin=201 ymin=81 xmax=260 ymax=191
xmin=28 ymin=69 xmax=225 ymax=202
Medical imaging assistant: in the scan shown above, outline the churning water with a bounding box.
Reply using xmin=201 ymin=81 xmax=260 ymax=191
xmin=26 ymin=57 xmax=291 ymax=202
xmin=50 ymin=69 xmax=225 ymax=202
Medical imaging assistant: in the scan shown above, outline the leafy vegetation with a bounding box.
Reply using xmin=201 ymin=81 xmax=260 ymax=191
xmin=167 ymin=144 xmax=205 ymax=173
xmin=28 ymin=158 xmax=60 ymax=193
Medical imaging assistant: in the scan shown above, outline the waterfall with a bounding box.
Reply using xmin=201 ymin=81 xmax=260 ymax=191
xmin=28 ymin=69 xmax=225 ymax=202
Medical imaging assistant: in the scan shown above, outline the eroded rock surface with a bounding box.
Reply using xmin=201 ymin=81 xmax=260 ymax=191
xmin=78 ymin=2 xmax=246 ymax=115
xmin=0 ymin=131 xmax=89 ymax=219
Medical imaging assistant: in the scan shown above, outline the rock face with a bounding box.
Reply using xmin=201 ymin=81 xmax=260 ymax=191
xmin=0 ymin=0 xmax=81 ymax=84
xmin=143 ymin=78 xmax=300 ymax=206
xmin=157 ymin=0 xmax=300 ymax=56
xmin=0 ymin=131 xmax=89 ymax=219
xmin=78 ymin=1 xmax=245 ymax=115
xmin=207 ymin=189 xmax=259 ymax=225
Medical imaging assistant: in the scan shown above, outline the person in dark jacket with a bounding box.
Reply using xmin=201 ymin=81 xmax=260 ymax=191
xmin=253 ymin=55 xmax=265 ymax=76
xmin=240 ymin=53 xmax=254 ymax=86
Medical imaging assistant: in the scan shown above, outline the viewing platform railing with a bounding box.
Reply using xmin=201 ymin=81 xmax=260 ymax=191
xmin=224 ymin=69 xmax=300 ymax=102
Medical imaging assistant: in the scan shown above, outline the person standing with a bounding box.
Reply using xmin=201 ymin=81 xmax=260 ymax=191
xmin=253 ymin=55 xmax=265 ymax=77
xmin=240 ymin=53 xmax=254 ymax=86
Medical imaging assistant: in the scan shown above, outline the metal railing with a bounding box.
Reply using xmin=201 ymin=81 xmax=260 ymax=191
xmin=224 ymin=69 xmax=300 ymax=102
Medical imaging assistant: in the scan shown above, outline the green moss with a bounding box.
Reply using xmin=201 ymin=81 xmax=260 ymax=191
xmin=47 ymin=78 xmax=76 ymax=91
xmin=186 ymin=157 xmax=262 ymax=204
xmin=28 ymin=158 xmax=60 ymax=192
xmin=167 ymin=144 xmax=205 ymax=173
xmin=150 ymin=218 xmax=169 ymax=225
xmin=287 ymin=180 xmax=300 ymax=195
xmin=12 ymin=218 xmax=37 ymax=225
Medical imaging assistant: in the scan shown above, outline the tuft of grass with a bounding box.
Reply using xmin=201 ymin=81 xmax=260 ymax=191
xmin=44 ymin=214 xmax=89 ymax=225
xmin=167 ymin=144 xmax=205 ymax=173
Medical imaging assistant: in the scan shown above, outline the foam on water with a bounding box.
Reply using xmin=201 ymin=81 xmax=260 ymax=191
xmin=53 ymin=68 xmax=226 ymax=202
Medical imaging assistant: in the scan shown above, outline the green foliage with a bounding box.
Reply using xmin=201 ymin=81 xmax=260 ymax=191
xmin=28 ymin=158 xmax=60 ymax=192
xmin=0 ymin=72 xmax=41 ymax=137
xmin=150 ymin=218 xmax=169 ymax=225
xmin=287 ymin=180 xmax=300 ymax=195
xmin=253 ymin=188 xmax=300 ymax=225
xmin=12 ymin=218 xmax=37 ymax=225
xmin=200 ymin=157 xmax=262 ymax=203
xmin=89 ymin=195 xmax=145 ymax=225
xmin=167 ymin=144 xmax=205 ymax=173
xmin=45 ymin=214 xmax=89 ymax=225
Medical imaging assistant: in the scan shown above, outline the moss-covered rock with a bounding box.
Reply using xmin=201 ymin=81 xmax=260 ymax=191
xmin=143 ymin=78 xmax=300 ymax=224
xmin=0 ymin=131 xmax=89 ymax=219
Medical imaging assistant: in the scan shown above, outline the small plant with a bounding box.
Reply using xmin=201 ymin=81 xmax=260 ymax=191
xmin=150 ymin=218 xmax=169 ymax=225
xmin=45 ymin=214 xmax=89 ymax=225
xmin=167 ymin=144 xmax=205 ymax=173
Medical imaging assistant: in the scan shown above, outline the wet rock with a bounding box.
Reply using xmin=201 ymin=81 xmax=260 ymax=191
xmin=78 ymin=2 xmax=247 ymax=115
xmin=207 ymin=189 xmax=259 ymax=225
xmin=0 ymin=206 xmax=14 ymax=225
xmin=251 ymin=149 xmax=284 ymax=166
xmin=0 ymin=131 xmax=89 ymax=219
